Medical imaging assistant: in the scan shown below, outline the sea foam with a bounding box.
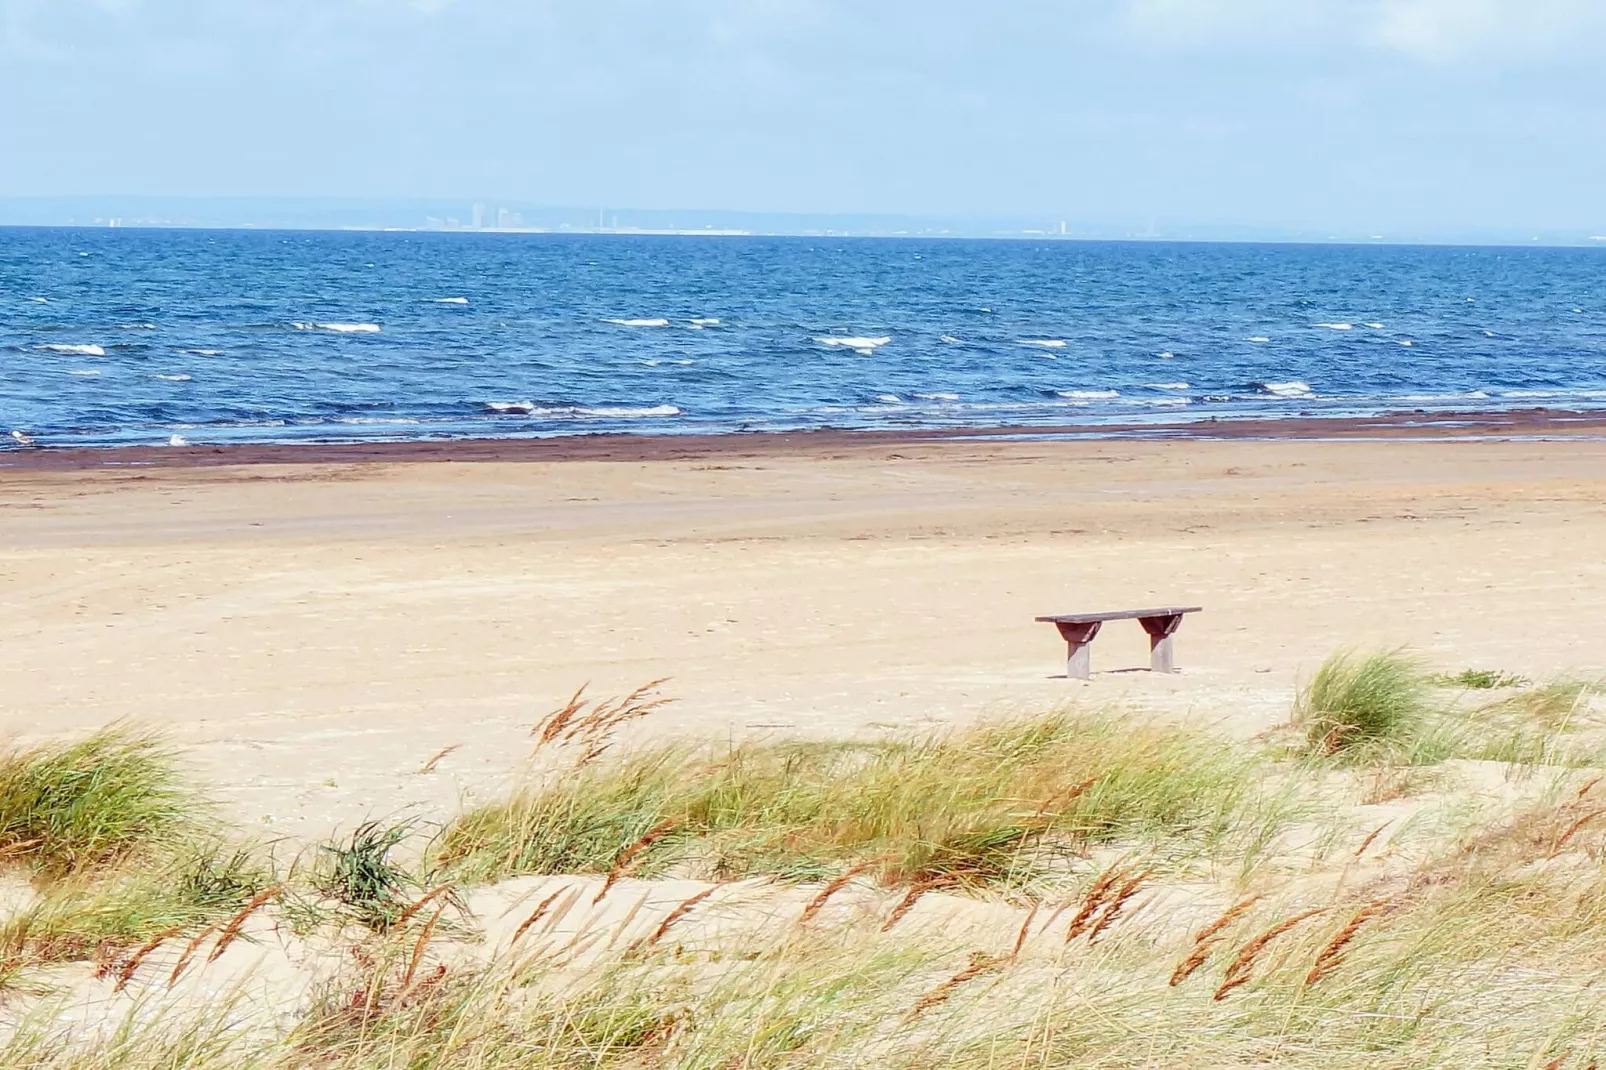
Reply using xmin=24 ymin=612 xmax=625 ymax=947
xmin=431 ymin=297 xmax=470 ymax=304
xmin=294 ymin=322 xmax=381 ymax=333
xmin=815 ymin=336 xmax=891 ymax=352
xmin=1057 ymin=389 xmax=1119 ymax=399
xmin=1262 ymin=381 xmax=1313 ymax=397
xmin=1018 ymin=339 xmax=1068 ymax=348
xmin=38 ymin=343 xmax=106 ymax=356
xmin=1313 ymin=323 xmax=1354 ymax=331
xmin=605 ymin=318 xmax=671 ymax=327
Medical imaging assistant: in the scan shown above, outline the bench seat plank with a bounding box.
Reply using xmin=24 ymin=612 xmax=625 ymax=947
xmin=1035 ymin=607 xmax=1203 ymax=625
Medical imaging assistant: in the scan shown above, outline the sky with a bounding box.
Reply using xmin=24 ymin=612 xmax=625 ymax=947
xmin=3 ymin=0 xmax=1606 ymax=236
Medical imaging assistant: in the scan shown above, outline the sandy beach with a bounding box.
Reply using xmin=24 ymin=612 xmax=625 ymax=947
xmin=3 ymin=420 xmax=1603 ymax=840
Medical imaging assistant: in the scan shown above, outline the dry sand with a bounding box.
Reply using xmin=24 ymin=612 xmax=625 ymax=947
xmin=2 ymin=430 xmax=1604 ymax=842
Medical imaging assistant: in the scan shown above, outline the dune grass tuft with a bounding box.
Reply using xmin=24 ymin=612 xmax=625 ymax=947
xmin=1294 ymin=648 xmax=1437 ymax=759
xmin=0 ymin=725 xmax=196 ymax=877
xmin=431 ymin=710 xmax=1268 ymax=890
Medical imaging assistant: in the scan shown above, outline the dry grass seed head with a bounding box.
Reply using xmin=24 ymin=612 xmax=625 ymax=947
xmin=1169 ymin=938 xmax=1221 ymax=987
xmin=635 ymin=885 xmax=718 ymax=952
xmin=1065 ymin=863 xmax=1130 ymax=942
xmin=1193 ymin=895 xmax=1263 ymax=944
xmin=906 ymin=952 xmax=1010 ymax=1021
xmin=207 ymin=887 xmax=281 ymax=965
xmin=1305 ymin=900 xmax=1392 ymax=988
xmin=882 ymin=878 xmax=949 ymax=933
xmin=510 ymin=887 xmax=568 ymax=947
xmin=798 ymin=862 xmax=877 ymax=927
xmin=167 ymin=923 xmax=221 ymax=988
xmin=1012 ymin=901 xmax=1041 ymax=957
xmin=113 ymin=925 xmax=184 ymax=993
xmin=1087 ymin=869 xmax=1152 ymax=944
xmin=1213 ymin=908 xmax=1327 ymax=1001
xmin=418 ymin=745 xmax=460 ymax=775
xmin=595 ymin=820 xmax=679 ymax=904
xmin=1552 ymin=808 xmax=1606 ymax=855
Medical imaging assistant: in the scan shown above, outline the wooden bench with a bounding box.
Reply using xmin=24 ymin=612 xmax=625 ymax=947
xmin=1035 ymin=607 xmax=1203 ymax=680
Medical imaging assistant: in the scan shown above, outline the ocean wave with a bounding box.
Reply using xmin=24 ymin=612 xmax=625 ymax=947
xmin=1261 ymin=381 xmax=1313 ymax=397
xmin=1395 ymin=391 xmax=1490 ymax=402
xmin=37 ymin=343 xmax=107 ymax=356
xmin=293 ymin=322 xmax=381 ymax=333
xmin=1313 ymin=323 xmax=1353 ymax=331
xmin=939 ymin=335 xmax=963 ymax=344
xmin=1364 ymin=322 xmax=1385 ymax=329
xmin=641 ymin=359 xmax=696 ymax=367
xmin=30 ymin=297 xmax=49 ymax=304
xmin=1147 ymin=382 xmax=1190 ymax=390
xmin=816 ymin=336 xmax=891 ymax=353
xmin=913 ymin=392 xmax=960 ymax=401
xmin=430 ymin=297 xmax=470 ymax=304
xmin=1397 ymin=340 xmax=1416 ymax=347
xmin=118 ymin=323 xmax=159 ymax=330
xmin=873 ymin=394 xmax=903 ymax=404
xmin=152 ymin=373 xmax=193 ymax=382
xmin=605 ymin=318 xmax=671 ymax=327
xmin=485 ymin=402 xmax=683 ymax=418
xmin=1246 ymin=336 xmax=1271 ymax=343
xmin=68 ymin=369 xmax=101 ymax=376
xmin=1158 ymin=351 xmax=1176 ymax=360
xmin=1018 ymin=339 xmax=1067 ymax=348
xmin=1057 ymin=389 xmax=1120 ymax=399
xmin=689 ymin=318 xmax=720 ymax=326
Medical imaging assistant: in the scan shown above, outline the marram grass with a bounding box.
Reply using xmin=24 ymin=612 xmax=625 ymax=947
xmin=430 ymin=710 xmax=1268 ymax=888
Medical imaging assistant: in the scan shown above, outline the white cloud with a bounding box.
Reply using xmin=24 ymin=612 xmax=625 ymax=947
xmin=1120 ymin=0 xmax=1606 ymax=60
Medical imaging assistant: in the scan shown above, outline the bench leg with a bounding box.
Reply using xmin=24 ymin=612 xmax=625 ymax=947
xmin=1140 ymin=614 xmax=1185 ymax=674
xmin=1055 ymin=621 xmax=1102 ymax=680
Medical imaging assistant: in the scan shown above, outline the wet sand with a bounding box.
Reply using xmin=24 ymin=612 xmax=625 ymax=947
xmin=2 ymin=420 xmax=1604 ymax=840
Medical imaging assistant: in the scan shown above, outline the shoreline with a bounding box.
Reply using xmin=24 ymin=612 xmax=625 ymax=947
xmin=4 ymin=407 xmax=1606 ymax=472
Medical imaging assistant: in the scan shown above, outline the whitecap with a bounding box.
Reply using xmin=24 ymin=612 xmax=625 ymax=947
xmin=1262 ymin=381 xmax=1313 ymax=397
xmin=431 ymin=297 xmax=470 ymax=305
xmin=1313 ymin=323 xmax=1354 ymax=331
xmin=816 ymin=336 xmax=891 ymax=352
xmin=1018 ymin=339 xmax=1067 ymax=349
xmin=153 ymin=373 xmax=193 ymax=382
xmin=564 ymin=404 xmax=682 ymax=418
xmin=939 ymin=335 xmax=963 ymax=344
xmin=37 ymin=343 xmax=106 ymax=356
xmin=604 ymin=318 xmax=671 ymax=327
xmin=1364 ymin=322 xmax=1385 ymax=329
xmin=1396 ymin=391 xmax=1489 ymax=402
xmin=641 ymin=359 xmax=696 ymax=367
xmin=1147 ymin=382 xmax=1190 ymax=390
xmin=68 ymin=369 xmax=101 ymax=376
xmin=119 ymin=323 xmax=159 ymax=330
xmin=1057 ymin=389 xmax=1119 ymax=400
xmin=1246 ymin=336 xmax=1272 ymax=344
xmin=485 ymin=402 xmax=682 ymax=418
xmin=1158 ymin=351 xmax=1175 ymax=360
xmin=874 ymin=394 xmax=903 ymax=404
xmin=689 ymin=318 xmax=720 ymax=326
xmin=30 ymin=297 xmax=49 ymax=304
xmin=293 ymin=322 xmax=381 ymax=333
xmin=1484 ymin=330 xmax=1497 ymax=337
xmin=182 ymin=349 xmax=225 ymax=356
xmin=913 ymin=392 xmax=960 ymax=401
xmin=1397 ymin=340 xmax=1415 ymax=347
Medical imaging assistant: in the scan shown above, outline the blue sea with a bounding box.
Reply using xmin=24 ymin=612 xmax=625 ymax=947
xmin=3 ymin=228 xmax=1604 ymax=448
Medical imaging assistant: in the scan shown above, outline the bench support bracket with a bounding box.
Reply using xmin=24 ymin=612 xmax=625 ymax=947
xmin=1140 ymin=614 xmax=1185 ymax=674
xmin=1055 ymin=621 xmax=1104 ymax=680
